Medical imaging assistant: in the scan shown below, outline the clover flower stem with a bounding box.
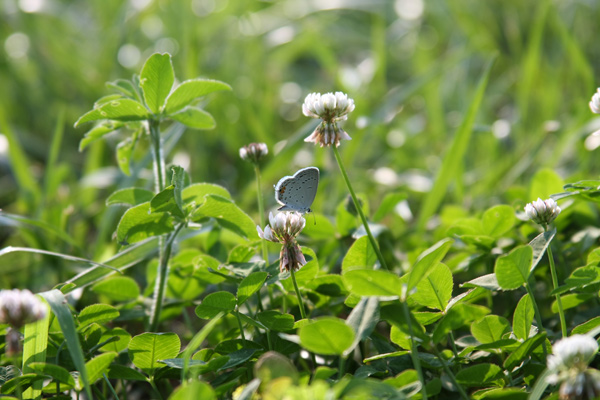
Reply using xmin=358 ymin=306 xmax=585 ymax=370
xmin=401 ymin=301 xmax=428 ymax=400
xmin=332 ymin=146 xmax=389 ymax=271
xmin=290 ymin=267 xmax=307 ymax=319
xmin=149 ymin=223 xmax=184 ymax=332
xmin=254 ymin=165 xmax=270 ymax=265
xmin=524 ymin=281 xmax=549 ymax=356
xmin=546 ymin=244 xmax=567 ymax=337
xmin=432 ymin=345 xmax=469 ymax=400
xmin=149 ymin=377 xmax=164 ymax=400
xmin=148 ymin=119 xmax=166 ymax=193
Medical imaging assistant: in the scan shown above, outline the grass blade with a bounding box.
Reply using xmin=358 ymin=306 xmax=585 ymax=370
xmin=416 ymin=56 xmax=497 ymax=231
xmin=21 ymin=298 xmax=50 ymax=400
xmin=40 ymin=289 xmax=92 ymax=399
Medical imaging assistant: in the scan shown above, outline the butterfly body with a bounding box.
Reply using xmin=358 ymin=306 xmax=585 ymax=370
xmin=275 ymin=167 xmax=320 ymax=214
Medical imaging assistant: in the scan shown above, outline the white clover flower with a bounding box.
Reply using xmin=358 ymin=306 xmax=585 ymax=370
xmin=239 ymin=142 xmax=268 ymax=163
xmin=0 ymin=289 xmax=47 ymax=328
xmin=257 ymin=212 xmax=307 ymax=272
xmin=524 ymin=198 xmax=561 ymax=226
xmin=590 ymin=88 xmax=600 ymax=114
xmin=546 ymin=335 xmax=600 ymax=399
xmin=302 ymin=91 xmax=354 ymax=147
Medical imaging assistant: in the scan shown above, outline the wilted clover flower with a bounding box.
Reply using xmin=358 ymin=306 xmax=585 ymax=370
xmin=257 ymin=212 xmax=307 ymax=272
xmin=239 ymin=142 xmax=268 ymax=163
xmin=590 ymin=88 xmax=600 ymax=114
xmin=525 ymin=198 xmax=561 ymax=226
xmin=546 ymin=335 xmax=600 ymax=400
xmin=0 ymin=289 xmax=47 ymax=328
xmin=302 ymin=92 xmax=354 ymax=147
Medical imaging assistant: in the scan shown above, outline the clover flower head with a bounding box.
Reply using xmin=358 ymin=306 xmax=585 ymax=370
xmin=524 ymin=198 xmax=561 ymax=226
xmin=257 ymin=212 xmax=307 ymax=272
xmin=239 ymin=142 xmax=268 ymax=163
xmin=302 ymin=92 xmax=354 ymax=147
xmin=302 ymin=92 xmax=355 ymax=122
xmin=0 ymin=289 xmax=47 ymax=328
xmin=590 ymin=88 xmax=600 ymax=114
xmin=546 ymin=335 xmax=600 ymax=399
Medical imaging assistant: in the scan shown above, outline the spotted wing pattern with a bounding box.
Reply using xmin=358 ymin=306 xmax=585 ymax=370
xmin=275 ymin=167 xmax=320 ymax=214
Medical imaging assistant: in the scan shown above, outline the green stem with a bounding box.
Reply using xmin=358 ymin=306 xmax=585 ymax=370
xmin=149 ymin=119 xmax=166 ymax=193
xmin=332 ymin=146 xmax=389 ymax=271
xmin=148 ymin=377 xmax=164 ymax=400
xmin=400 ymin=300 xmax=427 ymax=400
xmin=235 ymin=309 xmax=247 ymax=344
xmin=103 ymin=373 xmax=120 ymax=400
xmin=432 ymin=346 xmax=469 ymax=400
xmin=545 ymin=233 xmax=567 ymax=337
xmin=524 ymin=280 xmax=548 ymax=356
xmin=255 ymin=164 xmax=269 ymax=264
xmin=338 ymin=355 xmax=346 ymax=380
xmin=266 ymin=329 xmax=273 ymax=351
xmin=149 ymin=224 xmax=184 ymax=332
xmin=290 ymin=266 xmax=307 ymax=319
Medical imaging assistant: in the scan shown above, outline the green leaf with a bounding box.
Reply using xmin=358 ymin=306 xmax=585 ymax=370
xmin=116 ymin=136 xmax=135 ymax=176
xmin=302 ymin=213 xmax=337 ymax=240
xmin=107 ymin=364 xmax=148 ymax=381
xmin=0 ymin=374 xmax=47 ymax=395
xmin=477 ymin=388 xmax=528 ymax=399
xmin=168 ymin=381 xmax=216 ymax=400
xmin=128 ymin=332 xmax=181 ymax=375
xmin=165 ymin=79 xmax=231 ymax=114
xmin=503 ymin=332 xmax=547 ymax=370
xmin=455 ymin=363 xmax=503 ymax=387
xmin=256 ymin=311 xmax=295 ymax=332
xmin=482 ymin=205 xmax=515 ymax=237
xmin=513 ymin=294 xmax=534 ymax=341
xmin=345 ymin=297 xmax=379 ymax=356
xmin=417 ymin=56 xmax=496 ymax=230
xmin=150 ymin=186 xmax=184 ymax=218
xmin=78 ymin=304 xmax=120 ymax=328
xmin=382 ymin=303 xmax=428 ymax=349
xmin=299 ymin=317 xmax=355 ymax=356
xmin=227 ymin=244 xmax=256 ymax=263
xmin=237 ymin=272 xmax=268 ymax=306
xmin=218 ymin=348 xmax=257 ymax=370
xmin=306 ymin=274 xmax=348 ymax=297
xmin=192 ymin=195 xmax=256 ymax=239
xmin=99 ymin=328 xmax=131 ymax=353
xmin=552 ymin=293 xmax=594 ymax=312
xmin=529 ymin=168 xmax=564 ymax=200
xmin=92 ymin=276 xmax=140 ymax=302
xmin=341 ymin=236 xmax=377 ymax=272
xmin=343 ymin=269 xmax=402 ymax=297
xmin=182 ymin=183 xmax=231 ymax=203
xmin=529 ymin=227 xmax=556 ymax=273
xmin=170 ymin=107 xmax=216 ymax=129
xmin=407 ymin=238 xmax=453 ymax=292
xmin=140 ymin=53 xmax=174 ymax=114
xmin=28 ymin=363 xmax=75 ymax=387
xmin=254 ymin=352 xmax=299 ymax=385
xmin=85 ymin=352 xmax=117 ymax=385
xmin=116 ymin=202 xmax=174 ymax=245
xmin=572 ymin=316 xmax=600 ymax=335
xmin=79 ymin=121 xmax=124 ymax=151
xmin=22 ymin=305 xmax=50 ymax=399
xmin=471 ymin=315 xmax=511 ymax=344
xmin=75 ymin=99 xmax=149 ymax=126
xmin=195 ymin=291 xmax=236 ymax=319
xmin=462 ymin=273 xmax=500 ymax=291
xmin=411 ymin=263 xmax=453 ymax=310
xmin=494 ymin=245 xmax=533 ymax=290
xmin=432 ymin=303 xmax=490 ymax=343
xmin=106 ymin=187 xmax=154 ymax=207
xmin=40 ymin=289 xmax=91 ymax=398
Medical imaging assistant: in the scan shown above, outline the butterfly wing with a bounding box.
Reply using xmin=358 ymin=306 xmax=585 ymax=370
xmin=274 ymin=167 xmax=319 ymax=213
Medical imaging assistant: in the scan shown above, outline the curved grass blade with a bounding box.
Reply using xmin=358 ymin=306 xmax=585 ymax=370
xmin=40 ymin=289 xmax=91 ymax=399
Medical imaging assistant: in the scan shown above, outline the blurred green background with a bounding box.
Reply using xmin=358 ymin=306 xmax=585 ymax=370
xmin=1 ymin=0 xmax=599 ymax=289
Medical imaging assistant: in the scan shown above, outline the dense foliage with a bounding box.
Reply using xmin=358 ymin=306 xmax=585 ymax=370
xmin=2 ymin=1 xmax=600 ymax=399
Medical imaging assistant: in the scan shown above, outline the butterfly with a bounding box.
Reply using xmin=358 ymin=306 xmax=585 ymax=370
xmin=274 ymin=167 xmax=320 ymax=214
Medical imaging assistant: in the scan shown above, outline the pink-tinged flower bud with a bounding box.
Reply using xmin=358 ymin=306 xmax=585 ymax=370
xmin=0 ymin=289 xmax=47 ymax=329
xmin=524 ymin=198 xmax=561 ymax=226
xmin=590 ymin=88 xmax=600 ymax=114
xmin=239 ymin=143 xmax=269 ymax=163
